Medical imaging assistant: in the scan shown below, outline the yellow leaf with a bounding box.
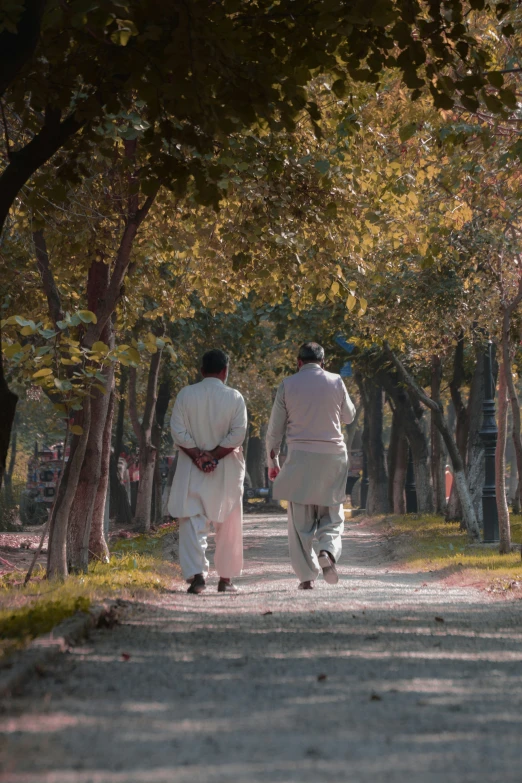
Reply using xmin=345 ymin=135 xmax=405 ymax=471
xmin=4 ymin=342 xmax=22 ymax=358
xmin=316 ymin=293 xmax=327 ymax=303
xmin=346 ymin=294 xmax=357 ymax=311
xmin=33 ymin=368 xmax=53 ymax=378
xmin=330 ymin=281 xmax=340 ymax=296
xmin=91 ymin=341 xmax=109 ymax=354
xmin=358 ymin=297 xmax=368 ymax=316
xmin=126 ymin=347 xmax=140 ymax=364
xmin=20 ymin=325 xmax=35 ymax=336
xmin=70 ymin=425 xmax=84 ymax=436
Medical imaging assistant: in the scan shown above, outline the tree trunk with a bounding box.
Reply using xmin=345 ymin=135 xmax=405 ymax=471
xmin=379 ymin=369 xmax=433 ymax=513
xmin=446 ymin=336 xmax=469 ymax=521
xmin=67 ymin=373 xmax=114 ymax=571
xmin=466 ymin=348 xmax=485 ymax=525
xmin=114 ymin=368 xmax=128 ymax=460
xmin=0 ymin=321 xmax=18 ymax=494
xmin=357 ymin=376 xmax=388 ymax=515
xmin=387 ymin=405 xmax=407 ymax=514
xmin=497 ymin=317 xmax=511 ymax=554
xmin=246 ymin=424 xmax=266 ymax=487
xmin=67 ymin=260 xmax=114 ymax=571
xmin=385 ymin=345 xmax=480 ymax=541
xmin=129 ymin=350 xmax=163 ymax=532
xmin=47 ymin=398 xmax=92 ymax=579
xmin=504 ymin=337 xmax=522 ymax=517
xmin=152 ymin=423 xmax=163 ymax=527
xmin=88 ymin=389 xmax=114 ymax=562
xmin=4 ymin=413 xmax=18 ymax=506
xmin=431 ymin=355 xmax=446 ymax=515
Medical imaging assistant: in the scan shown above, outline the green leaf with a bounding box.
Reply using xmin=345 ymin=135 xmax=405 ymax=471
xmin=399 ymin=123 xmax=417 ymax=143
xmin=315 ymin=159 xmax=330 ymax=175
xmin=77 ymin=310 xmax=97 ymax=324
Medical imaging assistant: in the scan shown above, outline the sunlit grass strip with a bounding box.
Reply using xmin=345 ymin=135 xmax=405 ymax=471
xmin=0 ymin=523 xmax=178 ymax=656
xmin=386 ymin=514 xmax=522 ymax=576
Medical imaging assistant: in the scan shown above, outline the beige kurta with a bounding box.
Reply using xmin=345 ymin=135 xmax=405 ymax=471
xmin=266 ymin=363 xmax=356 ymax=507
xmin=168 ymin=378 xmax=247 ymax=522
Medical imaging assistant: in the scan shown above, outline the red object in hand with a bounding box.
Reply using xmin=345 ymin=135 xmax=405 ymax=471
xmin=268 ymin=467 xmax=280 ymax=481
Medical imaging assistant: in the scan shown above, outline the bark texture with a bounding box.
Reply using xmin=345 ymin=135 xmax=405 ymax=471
xmin=431 ymin=356 xmax=446 ymax=515
xmin=47 ymin=398 xmax=92 ymax=579
xmin=356 ymin=374 xmax=388 ymax=515
xmin=496 ymin=356 xmax=511 ymax=554
xmin=129 ymin=350 xmax=163 ymax=532
xmin=387 ymin=405 xmax=407 ymax=515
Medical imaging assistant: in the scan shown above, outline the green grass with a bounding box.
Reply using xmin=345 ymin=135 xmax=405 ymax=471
xmin=0 ymin=523 xmax=179 ymax=658
xmin=385 ymin=514 xmax=522 ymax=579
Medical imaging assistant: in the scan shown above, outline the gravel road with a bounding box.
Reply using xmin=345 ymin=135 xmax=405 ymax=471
xmin=1 ymin=514 xmax=522 ymax=783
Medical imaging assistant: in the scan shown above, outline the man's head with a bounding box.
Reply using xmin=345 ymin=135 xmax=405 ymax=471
xmin=201 ymin=348 xmax=230 ymax=381
xmin=297 ymin=341 xmax=325 ymax=369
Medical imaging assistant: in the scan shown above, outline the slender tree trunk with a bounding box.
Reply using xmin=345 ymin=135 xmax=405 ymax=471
xmin=152 ymin=423 xmax=163 ymax=527
xmin=504 ymin=336 xmax=522 ymax=517
xmin=67 ymin=260 xmax=114 ymax=571
xmin=387 ymin=405 xmax=406 ymax=514
xmin=129 ymin=350 xmax=163 ymax=532
xmin=246 ymin=424 xmax=265 ymax=487
xmin=114 ymin=368 xmax=128 ymax=460
xmin=357 ymin=376 xmax=388 ymax=515
xmin=431 ymin=356 xmax=446 ymax=515
xmin=47 ymin=398 xmax=92 ymax=579
xmin=466 ymin=348 xmax=485 ymax=525
xmin=447 ymin=336 xmax=469 ymax=521
xmin=88 ymin=389 xmax=114 ymax=562
xmin=379 ymin=369 xmax=433 ymax=512
xmin=385 ymin=345 xmax=480 ymax=541
xmin=67 ymin=374 xmax=113 ymax=571
xmin=0 ymin=323 xmax=18 ymax=494
xmin=497 ymin=317 xmax=511 ymax=554
xmin=4 ymin=414 xmax=18 ymax=506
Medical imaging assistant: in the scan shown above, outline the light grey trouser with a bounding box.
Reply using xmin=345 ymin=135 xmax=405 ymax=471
xmin=287 ymin=502 xmax=344 ymax=583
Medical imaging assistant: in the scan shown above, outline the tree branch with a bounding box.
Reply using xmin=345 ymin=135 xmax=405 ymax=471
xmin=33 ymin=229 xmax=64 ymax=325
xmin=128 ymin=367 xmax=142 ymax=441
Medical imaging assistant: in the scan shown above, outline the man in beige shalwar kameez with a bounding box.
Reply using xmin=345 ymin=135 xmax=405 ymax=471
xmin=266 ymin=342 xmax=356 ymax=589
xmin=168 ymin=349 xmax=247 ymax=594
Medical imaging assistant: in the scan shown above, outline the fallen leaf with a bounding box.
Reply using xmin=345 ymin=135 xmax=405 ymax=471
xmin=434 ymin=616 xmax=445 ymax=623
xmin=121 ymin=652 xmax=131 ymax=661
xmin=370 ymin=692 xmax=382 ymax=701
xmin=317 ymin=673 xmax=327 ymax=681
xmin=262 ymin=610 xmax=273 ymax=616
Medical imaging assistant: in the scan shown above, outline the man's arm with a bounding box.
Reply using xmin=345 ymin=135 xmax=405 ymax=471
xmin=204 ymin=394 xmax=247 ymax=463
xmin=266 ymin=382 xmax=287 ymax=479
xmin=340 ymin=381 xmax=356 ymax=425
xmin=171 ymin=392 xmax=213 ymax=471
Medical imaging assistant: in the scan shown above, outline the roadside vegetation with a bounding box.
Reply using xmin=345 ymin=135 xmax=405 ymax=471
xmin=0 ymin=524 xmax=178 ymax=660
xmin=384 ymin=515 xmax=522 ymax=590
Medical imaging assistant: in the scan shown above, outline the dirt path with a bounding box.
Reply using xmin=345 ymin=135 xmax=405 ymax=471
xmin=1 ymin=514 xmax=522 ymax=783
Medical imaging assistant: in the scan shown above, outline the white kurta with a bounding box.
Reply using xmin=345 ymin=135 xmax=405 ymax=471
xmin=168 ymin=378 xmax=247 ymax=522
xmin=266 ymin=363 xmax=356 ymax=506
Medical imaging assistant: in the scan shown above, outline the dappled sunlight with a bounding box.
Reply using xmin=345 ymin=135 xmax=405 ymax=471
xmin=3 ymin=514 xmax=522 ymax=782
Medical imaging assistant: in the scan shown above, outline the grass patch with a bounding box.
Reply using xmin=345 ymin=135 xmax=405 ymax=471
xmin=385 ymin=514 xmax=522 ymax=584
xmin=0 ymin=523 xmax=179 ymax=659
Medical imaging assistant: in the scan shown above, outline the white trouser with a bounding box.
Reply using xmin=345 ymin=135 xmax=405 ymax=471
xmin=287 ymin=502 xmax=344 ymax=582
xmin=178 ymin=503 xmax=243 ymax=580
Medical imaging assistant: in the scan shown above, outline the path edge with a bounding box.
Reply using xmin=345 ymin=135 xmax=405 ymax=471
xmin=0 ymin=602 xmax=117 ymax=698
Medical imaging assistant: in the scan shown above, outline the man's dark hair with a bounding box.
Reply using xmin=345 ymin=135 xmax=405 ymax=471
xmin=201 ymin=349 xmax=229 ymax=374
xmin=298 ymin=341 xmax=325 ymax=364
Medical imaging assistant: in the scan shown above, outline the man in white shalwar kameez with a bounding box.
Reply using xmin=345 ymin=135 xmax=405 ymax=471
xmin=266 ymin=342 xmax=356 ymax=590
xmin=168 ymin=349 xmax=247 ymax=594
